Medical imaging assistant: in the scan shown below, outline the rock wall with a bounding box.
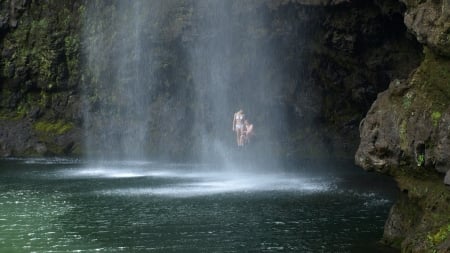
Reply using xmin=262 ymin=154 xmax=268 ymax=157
xmin=355 ymin=0 xmax=450 ymax=251
xmin=0 ymin=0 xmax=83 ymax=156
xmin=402 ymin=0 xmax=450 ymax=56
xmin=285 ymin=0 xmax=422 ymax=160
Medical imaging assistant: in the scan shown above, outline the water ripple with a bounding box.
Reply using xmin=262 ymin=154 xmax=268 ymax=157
xmin=0 ymin=159 xmax=397 ymax=252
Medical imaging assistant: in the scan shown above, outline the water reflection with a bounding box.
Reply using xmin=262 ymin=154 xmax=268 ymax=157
xmin=0 ymin=158 xmax=398 ymax=252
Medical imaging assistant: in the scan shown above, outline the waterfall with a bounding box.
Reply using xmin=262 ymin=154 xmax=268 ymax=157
xmin=189 ymin=1 xmax=284 ymax=168
xmin=189 ymin=1 xmax=234 ymax=164
xmin=82 ymin=0 xmax=285 ymax=166
xmin=82 ymin=1 xmax=161 ymax=160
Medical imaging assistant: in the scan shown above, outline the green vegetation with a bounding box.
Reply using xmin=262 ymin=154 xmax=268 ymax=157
xmin=64 ymin=35 xmax=80 ymax=79
xmin=393 ymin=167 xmax=450 ymax=251
xmin=0 ymin=2 xmax=83 ymax=156
xmin=431 ymin=111 xmax=441 ymax=127
xmin=402 ymin=91 xmax=414 ymax=109
xmin=427 ymin=224 xmax=450 ymax=248
xmin=34 ymin=120 xmax=73 ymax=135
xmin=395 ymin=48 xmax=450 ymax=135
xmin=16 ymin=104 xmax=29 ymax=118
xmin=416 ymin=153 xmax=425 ymax=167
xmin=382 ymin=46 xmax=450 ymax=252
xmin=414 ymin=48 xmax=450 ymax=111
xmin=0 ymin=1 xmax=83 ymax=92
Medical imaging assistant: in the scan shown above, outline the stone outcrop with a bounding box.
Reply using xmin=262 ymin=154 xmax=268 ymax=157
xmin=0 ymin=0 xmax=28 ymax=31
xmin=401 ymin=0 xmax=450 ymax=56
xmin=356 ymin=0 xmax=450 ymax=251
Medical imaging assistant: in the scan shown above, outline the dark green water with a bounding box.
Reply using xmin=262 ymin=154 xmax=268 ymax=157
xmin=0 ymin=158 xmax=398 ymax=252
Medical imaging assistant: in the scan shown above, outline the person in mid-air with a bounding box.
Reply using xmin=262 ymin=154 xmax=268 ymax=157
xmin=232 ymin=109 xmax=245 ymax=146
xmin=241 ymin=119 xmax=254 ymax=145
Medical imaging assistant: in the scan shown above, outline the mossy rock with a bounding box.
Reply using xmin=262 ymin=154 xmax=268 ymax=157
xmin=34 ymin=120 xmax=73 ymax=136
xmin=410 ymin=47 xmax=450 ymax=113
xmin=389 ymin=167 xmax=450 ymax=251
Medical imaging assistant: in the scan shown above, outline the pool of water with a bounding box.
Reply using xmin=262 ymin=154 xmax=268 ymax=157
xmin=0 ymin=158 xmax=398 ymax=252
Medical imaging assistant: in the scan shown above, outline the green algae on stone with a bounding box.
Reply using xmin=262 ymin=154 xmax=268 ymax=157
xmin=431 ymin=111 xmax=442 ymax=127
xmin=427 ymin=224 xmax=450 ymax=249
xmin=34 ymin=120 xmax=73 ymax=135
xmin=413 ymin=48 xmax=450 ymax=111
xmin=416 ymin=153 xmax=425 ymax=167
xmin=402 ymin=91 xmax=414 ymax=109
xmin=391 ymin=167 xmax=450 ymax=251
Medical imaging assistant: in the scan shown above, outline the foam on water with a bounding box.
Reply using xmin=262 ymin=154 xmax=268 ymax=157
xmin=41 ymin=160 xmax=332 ymax=197
xmin=97 ymin=170 xmax=330 ymax=197
xmin=11 ymin=159 xmax=391 ymax=205
xmin=96 ymin=175 xmax=330 ymax=198
xmin=6 ymin=157 xmax=82 ymax=165
xmin=62 ymin=167 xmax=178 ymax=179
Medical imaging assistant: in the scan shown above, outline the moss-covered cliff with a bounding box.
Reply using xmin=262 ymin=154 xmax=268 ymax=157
xmin=0 ymin=0 xmax=82 ymax=156
xmin=356 ymin=0 xmax=450 ymax=251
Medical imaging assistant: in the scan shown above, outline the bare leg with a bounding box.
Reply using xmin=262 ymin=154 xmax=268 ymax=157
xmin=240 ymin=133 xmax=246 ymax=146
xmin=236 ymin=129 xmax=241 ymax=146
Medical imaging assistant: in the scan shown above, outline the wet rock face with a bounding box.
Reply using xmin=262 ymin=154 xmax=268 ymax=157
xmin=354 ymin=83 xmax=401 ymax=173
xmin=356 ymin=49 xmax=450 ymax=181
xmin=382 ymin=194 xmax=422 ymax=248
xmin=0 ymin=0 xmax=83 ymax=156
xmin=0 ymin=0 xmax=29 ymax=32
xmin=355 ymin=1 xmax=450 ymax=248
xmin=270 ymin=1 xmax=420 ymax=159
xmin=445 ymin=171 xmax=450 ymax=185
xmin=291 ymin=0 xmax=423 ymax=159
xmin=0 ymin=120 xmax=35 ymax=156
xmin=401 ymin=0 xmax=450 ymax=56
xmin=356 ymin=1 xmax=450 ymax=183
xmin=435 ymin=112 xmax=450 ymax=175
xmin=354 ymin=3 xmax=450 ymax=252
